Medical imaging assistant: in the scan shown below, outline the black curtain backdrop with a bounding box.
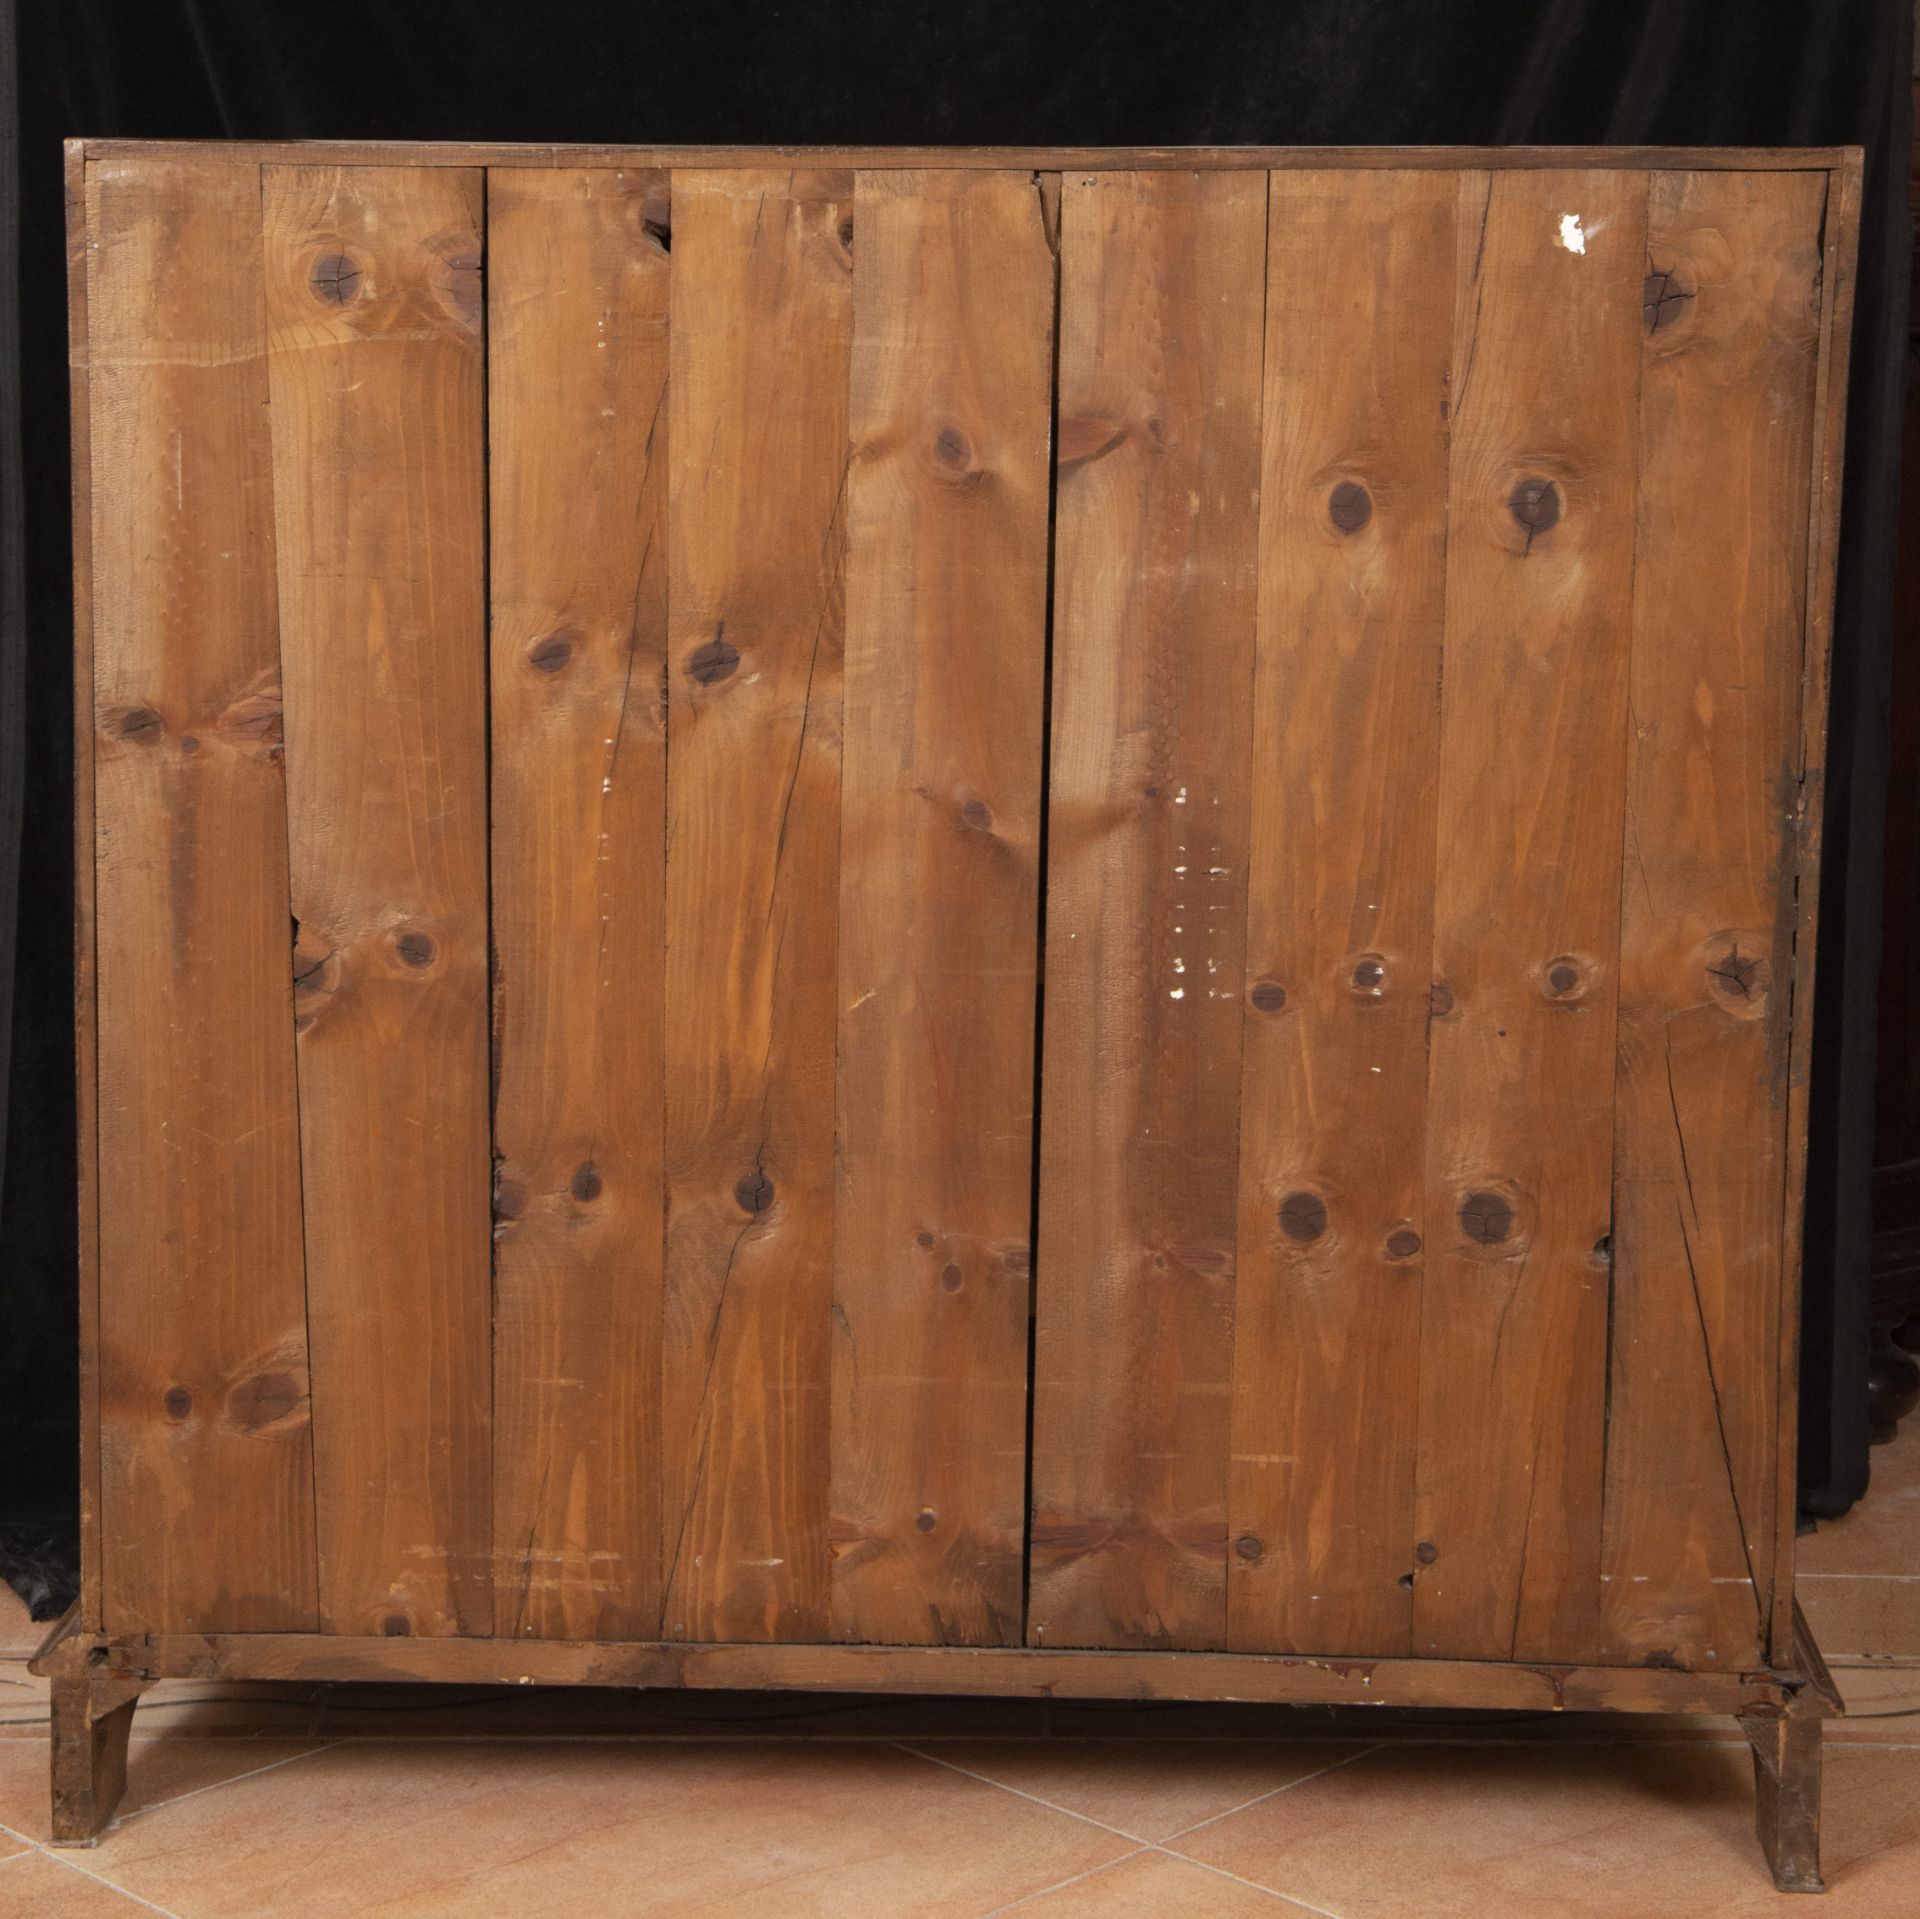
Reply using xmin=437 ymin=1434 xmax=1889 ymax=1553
xmin=2 ymin=1 xmax=1908 ymax=1587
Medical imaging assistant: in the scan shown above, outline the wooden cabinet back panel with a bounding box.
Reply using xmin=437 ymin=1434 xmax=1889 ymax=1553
xmin=78 ymin=150 xmax=1839 ymax=1674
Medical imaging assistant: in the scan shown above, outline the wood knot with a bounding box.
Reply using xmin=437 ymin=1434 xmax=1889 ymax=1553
xmin=914 ymin=1230 xmax=936 ymax=1249
xmin=1414 ymin=1541 xmax=1439 ymax=1565
xmin=1703 ymin=935 xmax=1769 ymax=1017
xmin=915 ymin=1508 xmax=938 ymax=1533
xmin=1235 ymin=1533 xmax=1264 ymax=1562
xmin=1508 ymin=476 xmax=1561 ymax=549
xmin=940 ymin=1262 xmax=964 ymax=1293
xmin=931 ymin=424 xmax=977 ymax=478
xmin=382 ymin=1613 xmax=411 ymax=1638
xmin=162 ymin=1385 xmax=193 ymax=1421
xmin=570 ymin=1162 xmax=603 ymax=1204
xmin=836 ymin=212 xmax=854 ymax=254
xmin=431 ymin=246 xmax=483 ymax=332
xmin=115 ymin=706 xmax=164 ymax=745
xmin=1278 ymin=1191 xmax=1328 ymax=1243
xmin=1544 ymin=956 xmax=1587 ymax=999
xmin=1429 ymin=981 xmax=1456 ymax=1018
xmin=1001 ymin=1243 xmax=1031 ymax=1275
xmin=735 ymin=1171 xmax=775 ymax=1214
xmin=1328 ymin=481 xmax=1372 ymax=533
xmin=1459 ymin=1190 xmax=1515 ymax=1245
xmin=1643 ymin=268 xmax=1692 ymax=333
xmin=961 ymin=797 xmax=994 ymax=831
xmin=493 ymin=1175 xmax=529 ymax=1224
xmin=226 ymin=1371 xmax=303 ymax=1434
xmin=1350 ymin=956 xmax=1386 ymax=995
xmin=1250 ymin=980 xmax=1288 ymax=1015
xmin=394 ymin=929 xmax=436 ymax=969
xmin=528 ymin=629 xmax=578 ymax=675
xmin=1385 ymin=1228 xmax=1422 ymax=1260
xmin=309 ymin=252 xmax=362 ymax=306
xmin=687 ymin=633 xmax=740 ymax=686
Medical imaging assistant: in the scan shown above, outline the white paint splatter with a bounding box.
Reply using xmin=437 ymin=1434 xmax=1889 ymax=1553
xmin=1557 ymin=213 xmax=1587 ymax=256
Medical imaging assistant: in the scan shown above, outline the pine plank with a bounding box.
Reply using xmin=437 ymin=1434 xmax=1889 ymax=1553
xmin=488 ymin=168 xmax=670 ymax=1641
xmin=87 ymin=157 xmax=318 ymax=1633
xmin=1597 ymin=172 xmax=1826 ymax=1667
xmin=831 ymin=170 xmax=1054 ymax=1646
xmin=1027 ymin=169 xmax=1264 ymax=1651
xmin=263 ymin=165 xmax=492 ymax=1637
xmin=660 ymin=169 xmax=852 ymax=1644
xmin=1413 ymin=171 xmax=1645 ymax=1663
xmin=1228 ymin=171 xmax=1455 ymax=1657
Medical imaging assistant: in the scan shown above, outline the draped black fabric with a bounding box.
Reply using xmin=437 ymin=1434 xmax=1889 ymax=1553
xmin=2 ymin=0 xmax=1907 ymax=1587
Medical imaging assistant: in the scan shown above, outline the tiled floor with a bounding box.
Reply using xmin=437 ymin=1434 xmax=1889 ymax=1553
xmin=0 ymin=1426 xmax=1914 ymax=1916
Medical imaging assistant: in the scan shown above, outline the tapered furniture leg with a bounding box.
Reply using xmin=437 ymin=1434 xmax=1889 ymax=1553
xmin=48 ymin=1668 xmax=149 ymax=1846
xmin=1738 ymin=1709 xmax=1825 ymax=1894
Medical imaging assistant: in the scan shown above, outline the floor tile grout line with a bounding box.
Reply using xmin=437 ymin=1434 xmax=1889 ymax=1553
xmin=1149 ymin=1845 xmax=1351 ymax=1918
xmin=894 ymin=1742 xmax=1155 ymax=1846
xmin=39 ymin=1844 xmax=190 ymax=1918
xmin=974 ymin=1847 xmax=1150 ymax=1918
xmin=1155 ymin=1742 xmax=1387 ymax=1845
xmin=117 ymin=1736 xmax=352 ymax=1824
xmin=0 ymin=1846 xmax=30 ymax=1867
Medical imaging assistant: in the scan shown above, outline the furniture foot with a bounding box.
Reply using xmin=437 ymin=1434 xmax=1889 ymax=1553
xmin=1738 ymin=1709 xmax=1825 ymax=1894
xmin=47 ymin=1665 xmax=150 ymax=1845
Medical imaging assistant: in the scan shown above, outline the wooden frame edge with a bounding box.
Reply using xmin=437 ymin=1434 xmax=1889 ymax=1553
xmin=1771 ymin=149 xmax=1865 ymax=1665
xmin=73 ymin=139 xmax=1857 ymax=173
xmin=65 ymin=138 xmax=101 ymax=1635
xmin=94 ymin=1631 xmax=1819 ymax=1717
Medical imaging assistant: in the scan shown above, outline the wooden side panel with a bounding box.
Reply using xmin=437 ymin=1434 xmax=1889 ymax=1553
xmin=1413 ymin=171 xmax=1645 ymax=1663
xmin=1601 ymin=172 xmax=1826 ymax=1667
xmin=488 ymin=169 xmax=670 ymax=1641
xmin=1026 ymin=170 xmax=1264 ymax=1651
xmin=660 ymin=169 xmax=852 ymax=1644
xmin=831 ymin=170 xmax=1054 ymax=1646
xmin=263 ymin=166 xmax=492 ymax=1637
xmin=87 ymin=158 xmax=317 ymax=1633
xmin=1227 ymin=171 xmax=1455 ymax=1657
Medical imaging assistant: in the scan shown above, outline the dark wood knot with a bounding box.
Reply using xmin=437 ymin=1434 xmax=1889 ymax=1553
xmin=310 ymin=252 xmax=362 ymax=306
xmin=1414 ymin=1541 xmax=1439 ymax=1565
xmin=687 ymin=634 xmax=741 ymax=686
xmin=1707 ymin=944 xmax=1764 ymax=1000
xmin=940 ymin=1262 xmax=964 ymax=1293
xmin=1508 ymin=476 xmax=1561 ymax=547
xmin=227 ymin=1372 xmax=302 ymax=1433
xmin=914 ymin=1230 xmax=936 ymax=1249
xmin=1328 ymin=481 xmax=1372 ymax=533
xmin=528 ymin=629 xmax=577 ymax=675
xmin=1429 ymin=981 xmax=1455 ymax=1018
xmin=1278 ymin=1191 xmax=1328 ymax=1243
xmin=932 ymin=425 xmax=974 ymax=473
xmin=1250 ymin=980 xmax=1288 ymax=1015
xmin=1545 ymin=957 xmax=1585 ymax=998
xmin=915 ymin=1508 xmax=938 ymax=1533
xmin=162 ymin=1385 xmax=193 ymax=1420
xmin=571 ymin=1162 xmax=603 ymax=1204
xmin=394 ymin=930 xmax=436 ymax=969
xmin=1351 ymin=956 xmax=1386 ymax=994
xmin=1235 ymin=1533 xmax=1264 ymax=1562
xmin=492 ymin=1175 xmax=529 ymax=1224
xmin=382 ymin=1613 xmax=411 ymax=1637
xmin=116 ymin=706 xmax=164 ymax=744
xmin=1385 ymin=1228 xmax=1422 ymax=1260
xmin=1643 ymin=268 xmax=1692 ymax=333
xmin=735 ymin=1171 xmax=775 ymax=1214
xmin=1460 ymin=1191 xmax=1515 ymax=1245
xmin=961 ymin=798 xmax=994 ymax=832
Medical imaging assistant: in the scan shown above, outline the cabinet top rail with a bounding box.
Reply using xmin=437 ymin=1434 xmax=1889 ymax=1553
xmin=70 ymin=137 xmax=1858 ymax=173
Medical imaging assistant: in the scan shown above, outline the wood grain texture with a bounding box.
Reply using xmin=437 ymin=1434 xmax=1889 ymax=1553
xmin=263 ymin=165 xmax=492 ymax=1637
xmin=66 ymin=145 xmax=103 ymax=1632
xmin=1601 ymin=171 xmax=1826 ymax=1669
xmin=1412 ymin=171 xmax=1645 ymax=1663
xmin=86 ymin=157 xmax=317 ymax=1634
xmin=660 ymin=169 xmax=852 ymax=1644
xmin=1027 ymin=169 xmax=1264 ymax=1651
xmin=488 ymin=168 xmax=670 ymax=1641
xmin=831 ymin=170 xmax=1054 ymax=1647
xmin=1228 ymin=171 xmax=1455 ymax=1658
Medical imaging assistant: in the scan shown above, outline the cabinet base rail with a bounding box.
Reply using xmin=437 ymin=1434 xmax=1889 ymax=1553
xmin=33 ymin=1604 xmax=1839 ymax=1890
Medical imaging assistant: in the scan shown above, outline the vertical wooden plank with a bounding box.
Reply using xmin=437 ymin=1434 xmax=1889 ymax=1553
xmin=1775 ymin=156 xmax=1862 ymax=1664
xmin=831 ymin=170 xmax=1053 ymax=1647
xmin=87 ymin=156 xmax=317 ymax=1633
xmin=661 ymin=169 xmax=851 ymax=1644
xmin=1413 ymin=171 xmax=1645 ymax=1663
xmin=1026 ymin=170 xmax=1264 ymax=1651
xmin=264 ymin=165 xmax=492 ymax=1638
xmin=66 ymin=143 xmax=102 ymax=1632
xmin=488 ymin=168 xmax=669 ymax=1641
xmin=1227 ymin=171 xmax=1455 ymax=1657
xmin=1602 ymin=171 xmax=1826 ymax=1668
